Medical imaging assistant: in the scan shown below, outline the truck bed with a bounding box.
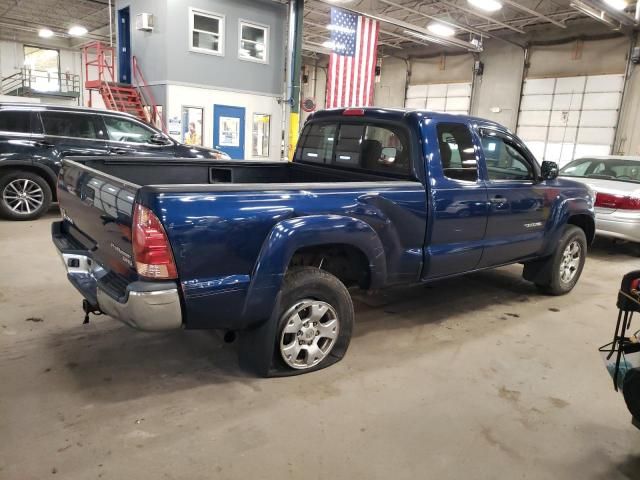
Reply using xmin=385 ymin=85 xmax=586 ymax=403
xmin=76 ymin=157 xmax=408 ymax=187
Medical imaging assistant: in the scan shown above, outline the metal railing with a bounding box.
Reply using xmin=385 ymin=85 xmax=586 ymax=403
xmin=1 ymin=68 xmax=80 ymax=97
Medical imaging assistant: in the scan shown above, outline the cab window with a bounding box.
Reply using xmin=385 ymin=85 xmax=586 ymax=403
xmin=296 ymin=121 xmax=410 ymax=177
xmin=436 ymin=123 xmax=478 ymax=182
xmin=481 ymin=132 xmax=535 ymax=181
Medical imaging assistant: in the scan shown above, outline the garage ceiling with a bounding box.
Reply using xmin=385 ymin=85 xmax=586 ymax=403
xmin=0 ymin=0 xmax=111 ymax=42
xmin=303 ymin=0 xmax=632 ymax=56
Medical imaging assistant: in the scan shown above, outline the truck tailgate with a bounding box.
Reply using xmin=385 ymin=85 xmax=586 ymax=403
xmin=57 ymin=159 xmax=139 ymax=282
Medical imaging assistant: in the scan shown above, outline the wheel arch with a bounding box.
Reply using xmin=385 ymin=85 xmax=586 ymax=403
xmin=0 ymin=162 xmax=57 ymax=200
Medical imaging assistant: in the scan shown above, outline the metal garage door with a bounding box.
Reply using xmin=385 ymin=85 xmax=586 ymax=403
xmin=405 ymin=82 xmax=471 ymax=115
xmin=516 ymin=74 xmax=623 ymax=166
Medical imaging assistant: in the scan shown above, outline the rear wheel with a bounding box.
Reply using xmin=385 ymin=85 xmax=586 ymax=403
xmin=274 ymin=267 xmax=354 ymax=374
xmin=535 ymin=225 xmax=587 ymax=295
xmin=0 ymin=171 xmax=52 ymax=220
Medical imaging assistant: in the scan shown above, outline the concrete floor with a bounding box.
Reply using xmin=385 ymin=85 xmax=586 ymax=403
xmin=1 ymin=211 xmax=639 ymax=480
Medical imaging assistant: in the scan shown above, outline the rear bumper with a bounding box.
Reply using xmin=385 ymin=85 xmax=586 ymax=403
xmin=596 ymin=211 xmax=640 ymax=243
xmin=52 ymin=221 xmax=183 ymax=331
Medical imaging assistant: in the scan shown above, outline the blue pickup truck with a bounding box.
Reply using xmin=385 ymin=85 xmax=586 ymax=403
xmin=52 ymin=108 xmax=595 ymax=376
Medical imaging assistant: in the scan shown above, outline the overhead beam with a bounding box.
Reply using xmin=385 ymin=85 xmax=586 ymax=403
xmin=303 ymin=19 xmax=404 ymax=48
xmin=501 ymin=0 xmax=567 ymax=28
xmin=439 ymin=0 xmax=526 ymax=33
xmin=316 ymin=0 xmax=482 ymax=51
xmin=375 ymin=0 xmax=493 ymax=38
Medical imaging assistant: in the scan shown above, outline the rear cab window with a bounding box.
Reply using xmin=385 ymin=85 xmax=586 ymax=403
xmin=296 ymin=120 xmax=411 ymax=178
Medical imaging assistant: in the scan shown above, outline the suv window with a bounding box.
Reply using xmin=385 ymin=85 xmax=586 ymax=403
xmin=297 ymin=122 xmax=410 ymax=176
xmin=481 ymin=132 xmax=534 ymax=181
xmin=0 ymin=111 xmax=31 ymax=134
xmin=436 ymin=123 xmax=478 ymax=182
xmin=103 ymin=116 xmax=156 ymax=144
xmin=41 ymin=112 xmax=98 ymax=139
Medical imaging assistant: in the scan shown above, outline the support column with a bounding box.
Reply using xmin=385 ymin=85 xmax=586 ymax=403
xmin=287 ymin=0 xmax=304 ymax=161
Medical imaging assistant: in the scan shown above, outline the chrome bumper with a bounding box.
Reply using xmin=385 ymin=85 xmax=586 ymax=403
xmin=54 ymin=228 xmax=183 ymax=331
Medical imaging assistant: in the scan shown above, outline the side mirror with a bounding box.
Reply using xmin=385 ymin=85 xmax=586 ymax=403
xmin=541 ymin=160 xmax=559 ymax=181
xmin=150 ymin=133 xmax=171 ymax=145
xmin=380 ymin=147 xmax=397 ymax=164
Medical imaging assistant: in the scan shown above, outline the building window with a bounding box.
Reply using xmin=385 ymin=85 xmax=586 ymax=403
xmin=189 ymin=8 xmax=224 ymax=56
xmin=23 ymin=46 xmax=60 ymax=93
xmin=252 ymin=113 xmax=270 ymax=157
xmin=239 ymin=21 xmax=268 ymax=63
xmin=182 ymin=106 xmax=204 ymax=146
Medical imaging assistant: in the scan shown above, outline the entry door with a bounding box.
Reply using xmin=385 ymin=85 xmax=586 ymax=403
xmin=118 ymin=7 xmax=131 ymax=84
xmin=477 ymin=129 xmax=551 ymax=267
xmin=213 ymin=105 xmax=245 ymax=159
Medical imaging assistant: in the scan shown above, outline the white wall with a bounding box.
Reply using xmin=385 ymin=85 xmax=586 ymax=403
xmin=166 ymin=83 xmax=284 ymax=160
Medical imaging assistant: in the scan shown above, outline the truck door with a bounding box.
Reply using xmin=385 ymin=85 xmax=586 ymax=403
xmin=476 ymin=127 xmax=551 ymax=267
xmin=423 ymin=122 xmax=489 ymax=279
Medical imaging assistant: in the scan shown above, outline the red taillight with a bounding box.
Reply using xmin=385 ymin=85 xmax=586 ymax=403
xmin=342 ymin=108 xmax=365 ymax=116
xmin=132 ymin=204 xmax=178 ymax=279
xmin=595 ymin=192 xmax=640 ymax=210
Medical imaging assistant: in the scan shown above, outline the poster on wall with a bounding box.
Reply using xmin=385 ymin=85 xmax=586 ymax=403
xmin=219 ymin=116 xmax=240 ymax=147
xmin=168 ymin=116 xmax=182 ymax=140
xmin=182 ymin=107 xmax=204 ymax=146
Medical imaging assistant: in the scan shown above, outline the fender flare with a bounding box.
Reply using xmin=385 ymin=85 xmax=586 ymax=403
xmin=241 ymin=214 xmax=387 ymax=326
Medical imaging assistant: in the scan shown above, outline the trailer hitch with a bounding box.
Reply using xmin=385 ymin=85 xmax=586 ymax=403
xmin=82 ymin=299 xmax=103 ymax=324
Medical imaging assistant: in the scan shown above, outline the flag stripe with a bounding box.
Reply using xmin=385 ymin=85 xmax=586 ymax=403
xmin=327 ymin=8 xmax=379 ymax=109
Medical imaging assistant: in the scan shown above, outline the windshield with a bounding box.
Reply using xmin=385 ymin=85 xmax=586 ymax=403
xmin=559 ymin=158 xmax=640 ymax=184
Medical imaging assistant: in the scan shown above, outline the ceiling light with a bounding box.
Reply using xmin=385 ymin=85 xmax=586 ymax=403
xmin=68 ymin=25 xmax=88 ymax=36
xmin=322 ymin=40 xmax=335 ymax=49
xmin=468 ymin=0 xmax=503 ymax=11
xmin=427 ymin=22 xmax=456 ymax=37
xmin=38 ymin=28 xmax=54 ymax=38
xmin=603 ymin=0 xmax=627 ymax=10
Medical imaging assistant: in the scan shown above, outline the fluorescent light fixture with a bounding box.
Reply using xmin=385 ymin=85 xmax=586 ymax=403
xmin=603 ymin=0 xmax=627 ymax=10
xmin=38 ymin=28 xmax=54 ymax=38
xmin=322 ymin=40 xmax=335 ymax=49
xmin=427 ymin=22 xmax=455 ymax=37
xmin=468 ymin=0 xmax=503 ymax=11
xmin=68 ymin=25 xmax=88 ymax=36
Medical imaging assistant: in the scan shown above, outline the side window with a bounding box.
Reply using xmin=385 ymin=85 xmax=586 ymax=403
xmin=436 ymin=123 xmax=478 ymax=182
xmin=0 ymin=111 xmax=31 ymax=134
xmin=298 ymin=123 xmax=336 ymax=163
xmin=481 ymin=133 xmax=535 ymax=181
xmin=103 ymin=116 xmax=155 ymax=144
xmin=41 ymin=112 xmax=98 ymax=139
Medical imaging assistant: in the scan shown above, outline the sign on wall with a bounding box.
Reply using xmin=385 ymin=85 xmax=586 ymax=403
xmin=168 ymin=116 xmax=182 ymax=140
xmin=219 ymin=116 xmax=240 ymax=147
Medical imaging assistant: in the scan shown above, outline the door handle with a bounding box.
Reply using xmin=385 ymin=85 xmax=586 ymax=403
xmin=109 ymin=148 xmax=129 ymax=155
xmin=490 ymin=195 xmax=508 ymax=205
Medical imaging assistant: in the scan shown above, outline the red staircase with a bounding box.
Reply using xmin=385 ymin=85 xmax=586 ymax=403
xmin=83 ymin=42 xmax=165 ymax=132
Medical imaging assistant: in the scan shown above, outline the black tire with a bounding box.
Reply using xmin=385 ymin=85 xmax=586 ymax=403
xmin=535 ymin=225 xmax=587 ymax=295
xmin=272 ymin=267 xmax=354 ymax=374
xmin=0 ymin=170 xmax=52 ymax=221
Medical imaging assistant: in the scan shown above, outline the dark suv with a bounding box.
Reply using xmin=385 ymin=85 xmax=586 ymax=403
xmin=0 ymin=103 xmax=230 ymax=220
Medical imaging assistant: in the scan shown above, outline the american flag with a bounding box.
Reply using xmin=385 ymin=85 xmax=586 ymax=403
xmin=325 ymin=8 xmax=379 ymax=109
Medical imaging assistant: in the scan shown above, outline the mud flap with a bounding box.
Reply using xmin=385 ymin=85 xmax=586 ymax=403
xmin=522 ymin=256 xmax=553 ymax=284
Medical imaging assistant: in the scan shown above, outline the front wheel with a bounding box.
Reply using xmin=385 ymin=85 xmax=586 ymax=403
xmin=534 ymin=225 xmax=587 ymax=295
xmin=0 ymin=171 xmax=52 ymax=220
xmin=274 ymin=267 xmax=354 ymax=374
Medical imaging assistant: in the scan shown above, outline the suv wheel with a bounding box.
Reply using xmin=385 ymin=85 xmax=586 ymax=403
xmin=0 ymin=171 xmax=52 ymax=221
